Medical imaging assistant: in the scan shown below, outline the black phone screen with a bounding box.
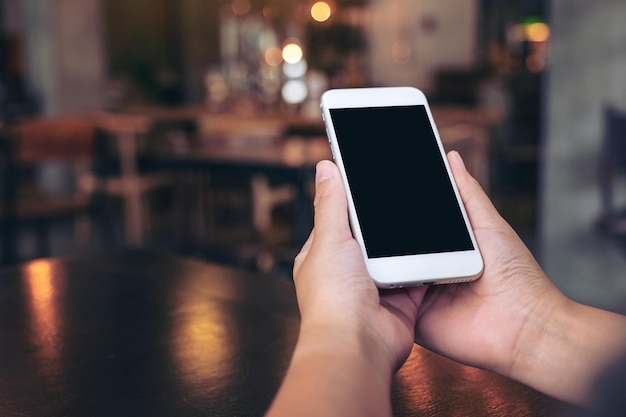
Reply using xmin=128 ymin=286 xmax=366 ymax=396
xmin=329 ymin=105 xmax=474 ymax=258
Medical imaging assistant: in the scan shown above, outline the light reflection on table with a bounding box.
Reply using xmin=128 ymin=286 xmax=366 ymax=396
xmin=171 ymin=264 xmax=238 ymax=396
xmin=24 ymin=259 xmax=64 ymax=373
xmin=0 ymin=250 xmax=578 ymax=416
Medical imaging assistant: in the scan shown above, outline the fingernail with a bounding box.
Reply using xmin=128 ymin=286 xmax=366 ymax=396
xmin=316 ymin=160 xmax=334 ymax=184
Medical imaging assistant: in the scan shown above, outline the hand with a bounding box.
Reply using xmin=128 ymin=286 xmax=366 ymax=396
xmin=293 ymin=160 xmax=427 ymax=371
xmin=281 ymin=152 xmax=626 ymax=413
xmin=267 ymin=160 xmax=428 ymax=417
xmin=415 ymin=151 xmax=566 ymax=378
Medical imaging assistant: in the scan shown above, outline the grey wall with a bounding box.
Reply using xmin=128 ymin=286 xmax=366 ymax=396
xmin=542 ymin=0 xmax=626 ymax=309
xmin=369 ymin=0 xmax=479 ymax=91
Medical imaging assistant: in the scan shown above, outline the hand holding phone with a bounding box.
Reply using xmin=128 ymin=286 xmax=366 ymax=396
xmin=320 ymin=86 xmax=483 ymax=287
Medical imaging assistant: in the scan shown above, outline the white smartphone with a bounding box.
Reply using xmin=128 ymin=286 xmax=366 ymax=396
xmin=320 ymin=86 xmax=483 ymax=288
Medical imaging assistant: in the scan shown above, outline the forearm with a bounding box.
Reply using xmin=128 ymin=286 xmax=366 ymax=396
xmin=265 ymin=325 xmax=395 ymax=417
xmin=511 ymin=298 xmax=626 ymax=407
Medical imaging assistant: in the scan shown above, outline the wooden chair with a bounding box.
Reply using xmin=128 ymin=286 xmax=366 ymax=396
xmin=0 ymin=116 xmax=98 ymax=265
xmin=93 ymin=112 xmax=175 ymax=246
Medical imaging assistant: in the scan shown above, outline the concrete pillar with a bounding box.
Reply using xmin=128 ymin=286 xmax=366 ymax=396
xmin=542 ymin=0 xmax=626 ymax=307
xmin=20 ymin=0 xmax=107 ymax=114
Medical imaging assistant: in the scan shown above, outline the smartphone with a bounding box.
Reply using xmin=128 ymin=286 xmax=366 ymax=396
xmin=320 ymin=86 xmax=483 ymax=288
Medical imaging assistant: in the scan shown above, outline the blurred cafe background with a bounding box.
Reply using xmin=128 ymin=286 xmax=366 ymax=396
xmin=1 ymin=0 xmax=625 ymax=312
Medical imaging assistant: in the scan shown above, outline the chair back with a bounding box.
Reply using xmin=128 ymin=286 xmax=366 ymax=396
xmin=12 ymin=116 xmax=95 ymax=163
xmin=0 ymin=116 xmax=97 ymax=265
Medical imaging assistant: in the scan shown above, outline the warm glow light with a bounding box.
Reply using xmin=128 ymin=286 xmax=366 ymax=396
xmin=311 ymin=2 xmax=332 ymax=22
xmin=282 ymin=42 xmax=303 ymax=64
xmin=265 ymin=47 xmax=283 ymax=66
xmin=525 ymin=22 xmax=550 ymax=42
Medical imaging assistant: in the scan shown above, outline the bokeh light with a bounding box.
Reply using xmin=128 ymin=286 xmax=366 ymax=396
xmin=311 ymin=2 xmax=332 ymax=22
xmin=265 ymin=47 xmax=283 ymax=66
xmin=283 ymin=60 xmax=308 ymax=79
xmin=525 ymin=22 xmax=550 ymax=42
xmin=281 ymin=80 xmax=308 ymax=104
xmin=282 ymin=41 xmax=303 ymax=64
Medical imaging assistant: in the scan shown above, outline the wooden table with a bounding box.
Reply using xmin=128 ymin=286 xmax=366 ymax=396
xmin=146 ymin=107 xmax=491 ymax=188
xmin=0 ymin=250 xmax=579 ymax=416
xmin=156 ymin=112 xmax=491 ymax=250
xmin=105 ymin=107 xmax=492 ymax=255
xmin=156 ymin=136 xmax=330 ymax=252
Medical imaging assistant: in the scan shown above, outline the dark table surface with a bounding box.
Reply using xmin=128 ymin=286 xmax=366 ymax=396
xmin=0 ymin=250 xmax=579 ymax=416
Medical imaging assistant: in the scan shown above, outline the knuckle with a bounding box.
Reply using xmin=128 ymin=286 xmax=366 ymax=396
xmin=313 ymin=184 xmax=332 ymax=209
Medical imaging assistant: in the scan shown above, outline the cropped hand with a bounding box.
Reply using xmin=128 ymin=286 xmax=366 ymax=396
xmin=415 ymin=151 xmax=566 ymax=379
xmin=267 ymin=160 xmax=428 ymax=417
xmin=293 ymin=160 xmax=427 ymax=371
xmin=417 ymin=152 xmax=626 ymax=408
xmin=277 ymin=152 xmax=626 ymax=414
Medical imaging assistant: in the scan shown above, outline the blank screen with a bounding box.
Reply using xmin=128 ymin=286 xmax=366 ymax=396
xmin=329 ymin=105 xmax=474 ymax=258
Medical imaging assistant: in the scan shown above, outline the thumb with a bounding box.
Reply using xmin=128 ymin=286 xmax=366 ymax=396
xmin=447 ymin=150 xmax=507 ymax=230
xmin=312 ymin=160 xmax=353 ymax=245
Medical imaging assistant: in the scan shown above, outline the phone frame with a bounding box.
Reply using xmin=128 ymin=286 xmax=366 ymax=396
xmin=320 ymin=86 xmax=483 ymax=288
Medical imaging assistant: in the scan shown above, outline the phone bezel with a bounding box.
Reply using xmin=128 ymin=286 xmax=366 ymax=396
xmin=320 ymin=86 xmax=483 ymax=287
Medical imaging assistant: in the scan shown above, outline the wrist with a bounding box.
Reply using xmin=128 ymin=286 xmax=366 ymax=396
xmin=296 ymin=319 xmax=397 ymax=380
xmin=274 ymin=322 xmax=396 ymax=417
xmin=507 ymin=295 xmax=626 ymax=406
xmin=506 ymin=291 xmax=570 ymax=382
